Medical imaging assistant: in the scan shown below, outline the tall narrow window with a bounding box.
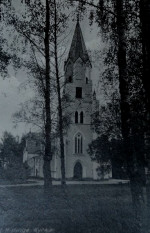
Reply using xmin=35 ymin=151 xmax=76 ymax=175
xmin=81 ymin=136 xmax=83 ymax=153
xmin=78 ymin=136 xmax=80 ymax=153
xmin=86 ymin=77 xmax=88 ymax=84
xmin=75 ymin=137 xmax=77 ymax=153
xmin=74 ymin=133 xmax=83 ymax=154
xmin=76 ymin=87 xmax=82 ymax=98
xmin=68 ymin=76 xmax=72 ymax=83
xmin=80 ymin=112 xmax=83 ymax=124
xmin=75 ymin=111 xmax=78 ymax=123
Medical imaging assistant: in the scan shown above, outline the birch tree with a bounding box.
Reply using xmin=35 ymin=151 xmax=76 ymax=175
xmin=2 ymin=0 xmax=53 ymax=189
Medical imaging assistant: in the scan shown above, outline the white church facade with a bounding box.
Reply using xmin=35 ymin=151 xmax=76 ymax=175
xmin=23 ymin=21 xmax=112 ymax=180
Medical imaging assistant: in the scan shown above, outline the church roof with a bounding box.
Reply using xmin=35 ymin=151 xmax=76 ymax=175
xmin=67 ymin=21 xmax=90 ymax=64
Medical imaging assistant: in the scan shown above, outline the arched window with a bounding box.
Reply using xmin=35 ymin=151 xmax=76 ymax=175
xmin=75 ymin=111 xmax=78 ymax=123
xmin=75 ymin=133 xmax=83 ymax=154
xmin=86 ymin=77 xmax=88 ymax=84
xmin=80 ymin=111 xmax=83 ymax=124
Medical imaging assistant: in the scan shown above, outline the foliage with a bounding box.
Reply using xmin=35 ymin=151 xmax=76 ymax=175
xmin=0 ymin=131 xmax=29 ymax=181
xmin=0 ymin=43 xmax=11 ymax=76
xmin=88 ymin=135 xmax=111 ymax=178
xmin=0 ymin=162 xmax=30 ymax=182
xmin=0 ymin=132 xmax=21 ymax=163
xmin=88 ymin=134 xmax=127 ymax=178
xmin=0 ymin=2 xmax=11 ymax=76
xmin=1 ymin=0 xmax=70 ymax=187
xmin=92 ymin=98 xmax=121 ymax=139
xmin=88 ymin=135 xmax=111 ymax=163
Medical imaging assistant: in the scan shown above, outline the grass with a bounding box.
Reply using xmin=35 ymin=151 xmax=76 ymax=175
xmin=0 ymin=184 xmax=148 ymax=233
xmin=0 ymin=179 xmax=36 ymax=185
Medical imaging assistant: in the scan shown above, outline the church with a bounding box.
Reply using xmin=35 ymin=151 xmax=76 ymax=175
xmin=23 ymin=20 xmax=112 ymax=180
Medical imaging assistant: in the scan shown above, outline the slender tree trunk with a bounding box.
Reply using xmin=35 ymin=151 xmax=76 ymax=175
xmin=140 ymin=0 xmax=150 ymax=110
xmin=116 ymin=0 xmax=130 ymax=145
xmin=116 ymin=1 xmax=144 ymax=231
xmin=140 ymin=0 xmax=150 ymax=174
xmin=116 ymin=0 xmax=133 ymax=177
xmin=54 ymin=0 xmax=66 ymax=185
xmin=140 ymin=1 xmax=150 ymax=231
xmin=43 ymin=0 xmax=52 ymax=190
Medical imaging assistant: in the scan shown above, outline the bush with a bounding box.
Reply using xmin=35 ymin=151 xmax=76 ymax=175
xmin=0 ymin=161 xmax=30 ymax=183
xmin=97 ymin=163 xmax=112 ymax=180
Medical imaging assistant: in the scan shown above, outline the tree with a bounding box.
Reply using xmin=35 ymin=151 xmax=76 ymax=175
xmin=71 ymin=2 xmax=146 ymax=230
xmin=2 ymin=0 xmax=70 ymax=187
xmin=0 ymin=131 xmax=20 ymax=165
xmin=1 ymin=0 xmax=54 ymax=189
xmin=43 ymin=0 xmax=53 ymax=190
xmin=90 ymin=93 xmax=127 ymax=179
xmin=0 ymin=40 xmax=10 ymax=76
xmin=53 ymin=0 xmax=66 ymax=185
xmin=140 ymin=0 xmax=150 ymax=112
xmin=0 ymin=131 xmax=29 ymax=181
xmin=88 ymin=135 xmax=112 ymax=179
xmin=139 ymin=3 xmax=150 ymax=229
xmin=140 ymin=0 xmax=150 ymax=176
xmin=0 ymin=1 xmax=11 ymax=75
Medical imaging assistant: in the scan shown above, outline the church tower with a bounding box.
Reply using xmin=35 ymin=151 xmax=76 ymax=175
xmin=63 ymin=20 xmax=98 ymax=179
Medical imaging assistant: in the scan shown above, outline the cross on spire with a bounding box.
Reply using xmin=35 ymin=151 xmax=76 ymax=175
xmin=77 ymin=1 xmax=82 ymax=22
xmin=77 ymin=12 xmax=80 ymax=23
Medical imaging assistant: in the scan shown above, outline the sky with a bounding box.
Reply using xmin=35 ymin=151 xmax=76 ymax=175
xmin=0 ymin=2 xmax=103 ymax=139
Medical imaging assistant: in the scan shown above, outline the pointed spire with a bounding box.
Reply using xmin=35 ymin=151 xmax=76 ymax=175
xmin=67 ymin=21 xmax=90 ymax=64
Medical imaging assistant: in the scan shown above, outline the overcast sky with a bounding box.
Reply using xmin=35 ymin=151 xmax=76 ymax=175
xmin=0 ymin=2 xmax=103 ymax=139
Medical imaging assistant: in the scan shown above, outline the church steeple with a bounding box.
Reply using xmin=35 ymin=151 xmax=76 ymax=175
xmin=67 ymin=21 xmax=90 ymax=64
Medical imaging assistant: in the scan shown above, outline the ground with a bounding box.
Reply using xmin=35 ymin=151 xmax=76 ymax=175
xmin=0 ymin=184 xmax=148 ymax=233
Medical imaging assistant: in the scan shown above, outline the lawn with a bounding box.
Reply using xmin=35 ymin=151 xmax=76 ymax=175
xmin=0 ymin=184 xmax=148 ymax=233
